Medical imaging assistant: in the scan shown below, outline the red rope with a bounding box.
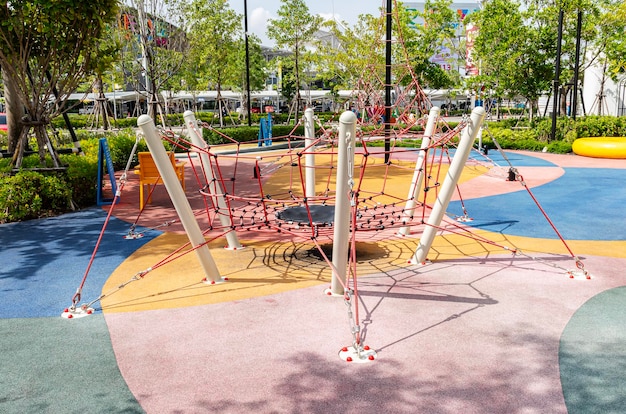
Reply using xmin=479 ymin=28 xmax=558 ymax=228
xmin=517 ymin=174 xmax=577 ymax=258
xmin=72 ymin=180 xmax=125 ymax=307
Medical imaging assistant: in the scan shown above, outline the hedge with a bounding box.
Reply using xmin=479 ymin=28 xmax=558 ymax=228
xmin=0 ymin=171 xmax=72 ymax=222
xmin=1 ymin=114 xmax=625 ymax=223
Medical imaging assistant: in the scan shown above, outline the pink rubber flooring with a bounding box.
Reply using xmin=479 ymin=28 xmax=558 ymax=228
xmin=105 ymin=255 xmax=626 ymax=413
xmin=102 ymin=150 xmax=626 ymax=413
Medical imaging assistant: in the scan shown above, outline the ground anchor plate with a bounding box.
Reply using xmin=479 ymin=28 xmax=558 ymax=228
xmin=339 ymin=345 xmax=377 ymax=363
xmin=61 ymin=305 xmax=95 ymax=319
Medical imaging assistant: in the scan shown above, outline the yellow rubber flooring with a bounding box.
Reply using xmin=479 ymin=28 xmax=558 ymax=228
xmin=101 ymin=151 xmax=626 ymax=313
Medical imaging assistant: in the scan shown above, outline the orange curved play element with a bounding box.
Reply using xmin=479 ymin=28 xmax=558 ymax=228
xmin=572 ymin=137 xmax=626 ymax=159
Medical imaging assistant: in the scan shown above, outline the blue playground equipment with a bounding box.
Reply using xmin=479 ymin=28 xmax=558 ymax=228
xmin=258 ymin=113 xmax=273 ymax=147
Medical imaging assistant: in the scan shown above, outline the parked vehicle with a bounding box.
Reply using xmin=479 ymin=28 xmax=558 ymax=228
xmin=79 ymin=106 xmax=94 ymax=115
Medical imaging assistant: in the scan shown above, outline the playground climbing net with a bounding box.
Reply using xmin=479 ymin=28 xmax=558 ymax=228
xmin=62 ymin=107 xmax=589 ymax=364
xmin=62 ymin=0 xmax=589 ymax=362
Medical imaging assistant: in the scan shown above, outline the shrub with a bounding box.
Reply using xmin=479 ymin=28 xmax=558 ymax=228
xmin=104 ymin=130 xmax=147 ymax=169
xmin=573 ymin=116 xmax=626 ymax=138
xmin=60 ymin=154 xmax=99 ymax=208
xmin=1 ymin=114 xmax=625 ymax=224
xmin=203 ymin=125 xmax=305 ymax=145
xmin=0 ymin=171 xmax=72 ymax=223
xmin=546 ymin=140 xmax=572 ymax=154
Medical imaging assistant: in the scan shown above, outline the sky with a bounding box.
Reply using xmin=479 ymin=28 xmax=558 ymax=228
xmin=227 ymin=0 xmax=386 ymax=47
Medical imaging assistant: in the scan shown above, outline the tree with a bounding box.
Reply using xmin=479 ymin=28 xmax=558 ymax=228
xmin=468 ymin=0 xmax=554 ymax=120
xmin=119 ymin=0 xmax=188 ymax=121
xmin=88 ymin=23 xmax=123 ymax=130
xmin=2 ymin=68 xmax=24 ymax=153
xmin=602 ymin=1 xmax=626 ymax=79
xmin=267 ymin=0 xmax=322 ymax=122
xmin=584 ymin=0 xmax=626 ymax=116
xmin=525 ymin=0 xmax=603 ymax=117
xmin=311 ymin=0 xmax=461 ymax=116
xmin=0 ymin=0 xmax=119 ymax=168
xmin=183 ymin=0 xmax=242 ymax=127
xmin=231 ymin=35 xmax=267 ymax=118
xmin=311 ymin=14 xmax=380 ymax=95
xmin=408 ymin=0 xmax=461 ymax=89
xmin=468 ymin=0 xmax=624 ymax=120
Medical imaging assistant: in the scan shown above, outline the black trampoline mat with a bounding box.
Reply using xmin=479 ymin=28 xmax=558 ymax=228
xmin=276 ymin=204 xmax=335 ymax=226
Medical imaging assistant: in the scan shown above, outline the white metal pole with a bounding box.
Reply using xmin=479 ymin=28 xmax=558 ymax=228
xmin=411 ymin=106 xmax=486 ymax=264
xmin=303 ymin=108 xmax=316 ymax=198
xmin=330 ymin=111 xmax=357 ymax=295
xmin=398 ymin=106 xmax=440 ymax=236
xmin=137 ymin=115 xmax=222 ymax=283
xmin=183 ymin=111 xmax=242 ymax=250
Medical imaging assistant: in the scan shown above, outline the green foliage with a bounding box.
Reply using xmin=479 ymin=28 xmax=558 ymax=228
xmin=60 ymin=154 xmax=99 ymax=207
xmin=597 ymin=2 xmax=626 ymax=81
xmin=100 ymin=130 xmax=148 ymax=168
xmin=182 ymin=0 xmax=242 ymax=108
xmin=468 ymin=0 xmax=553 ymax=107
xmin=267 ymin=0 xmax=322 ymax=113
xmin=409 ymin=0 xmax=462 ymax=89
xmin=203 ymin=126 xmax=255 ymax=145
xmin=0 ymin=171 xmax=72 ymax=223
xmin=413 ymin=60 xmax=455 ymax=90
xmin=51 ymin=114 xmax=140 ymax=130
xmin=0 ymin=0 xmax=120 ymax=162
xmin=117 ymin=1 xmax=187 ymax=112
xmin=63 ymin=129 xmax=145 ymax=168
xmin=203 ymin=125 xmax=305 ymax=145
xmin=158 ymin=113 xmax=185 ymax=127
xmin=545 ymin=140 xmax=572 ymax=154
xmin=2 ymin=114 xmax=625 ymax=223
xmin=481 ymin=116 xmax=626 ymax=152
xmin=572 ymin=115 xmax=626 ymax=138
xmin=534 ymin=117 xmax=576 ymax=141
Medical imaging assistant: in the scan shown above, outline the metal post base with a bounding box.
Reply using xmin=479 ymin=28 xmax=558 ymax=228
xmin=323 ymin=287 xmax=344 ymax=297
xmin=223 ymin=245 xmax=246 ymax=251
xmin=202 ymin=277 xmax=228 ymax=285
xmin=409 ymin=258 xmax=431 ymax=265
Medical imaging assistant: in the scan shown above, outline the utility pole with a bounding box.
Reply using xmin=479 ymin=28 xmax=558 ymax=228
xmin=384 ymin=0 xmax=392 ymax=163
xmin=244 ymin=0 xmax=252 ymax=126
xmin=550 ymin=9 xmax=564 ymax=141
xmin=571 ymin=10 xmax=583 ymax=120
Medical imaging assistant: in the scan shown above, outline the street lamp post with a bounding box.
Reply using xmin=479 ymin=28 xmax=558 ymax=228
xmin=550 ymin=9 xmax=564 ymax=141
xmin=244 ymin=0 xmax=252 ymax=127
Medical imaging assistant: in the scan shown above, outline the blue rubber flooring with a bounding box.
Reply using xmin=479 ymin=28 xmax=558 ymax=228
xmin=449 ymin=167 xmax=626 ymax=240
xmin=468 ymin=149 xmax=557 ymax=167
xmin=0 ymin=208 xmax=157 ymax=413
xmin=0 ymin=207 xmax=158 ymax=318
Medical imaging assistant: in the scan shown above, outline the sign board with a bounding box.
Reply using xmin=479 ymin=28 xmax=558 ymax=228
xmin=97 ymin=138 xmax=118 ymax=205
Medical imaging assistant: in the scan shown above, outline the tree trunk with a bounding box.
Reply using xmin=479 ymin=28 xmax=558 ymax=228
xmin=529 ymin=99 xmax=536 ymax=123
xmin=217 ymin=87 xmax=224 ymax=128
xmin=560 ymin=85 xmax=569 ymax=116
xmin=151 ymin=86 xmax=159 ymax=123
xmin=3 ymin=68 xmax=25 ymax=153
xmin=95 ymin=76 xmax=110 ymax=130
xmin=11 ymin=116 xmax=62 ymax=169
